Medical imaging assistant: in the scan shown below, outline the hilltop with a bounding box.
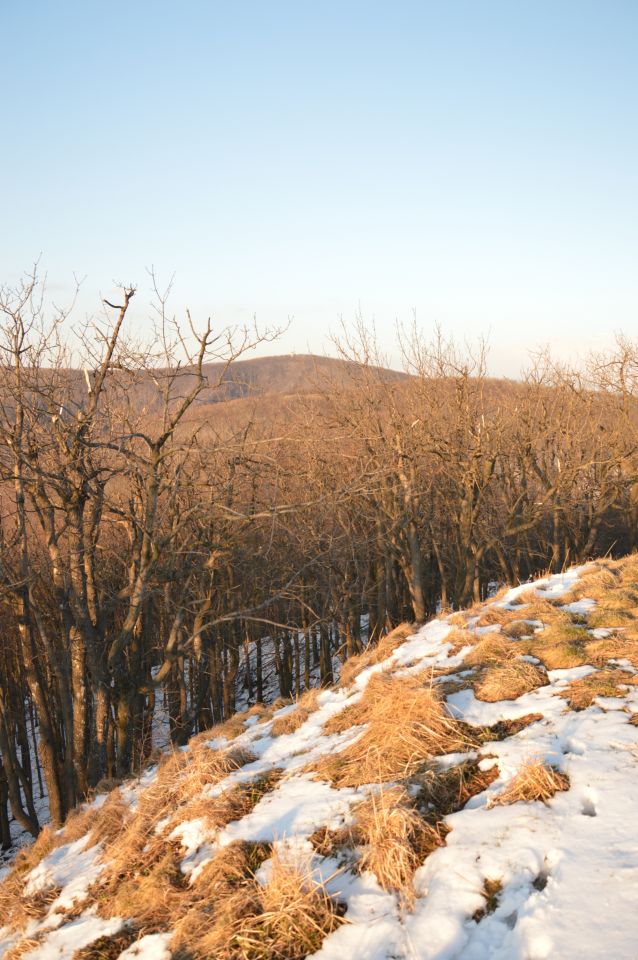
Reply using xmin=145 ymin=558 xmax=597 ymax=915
xmin=2 ymin=555 xmax=638 ymax=959
xmin=198 ymin=354 xmax=408 ymax=402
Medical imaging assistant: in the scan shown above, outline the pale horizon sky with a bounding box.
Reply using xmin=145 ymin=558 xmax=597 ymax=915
xmin=2 ymin=0 xmax=637 ymax=377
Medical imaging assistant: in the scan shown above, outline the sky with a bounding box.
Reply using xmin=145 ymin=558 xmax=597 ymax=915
xmin=2 ymin=0 xmax=637 ymax=376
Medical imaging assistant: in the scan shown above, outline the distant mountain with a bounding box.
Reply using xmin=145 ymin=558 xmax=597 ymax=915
xmin=196 ymin=353 xmax=408 ymax=403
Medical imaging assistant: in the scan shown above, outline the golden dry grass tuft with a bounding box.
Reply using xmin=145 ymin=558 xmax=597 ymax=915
xmin=443 ymin=628 xmax=476 ymax=655
xmin=0 ymin=883 xmax=61 ymax=937
xmin=510 ymin=590 xmax=569 ymax=625
xmin=95 ymin=839 xmax=188 ymax=928
xmin=184 ymin=848 xmax=346 ymax=960
xmin=464 ymin=635 xmax=520 ymax=668
xmin=559 ymin=668 xmax=638 ymax=710
xmin=61 ymin=790 xmax=131 ymax=851
xmin=0 ymin=825 xmax=65 ymax=932
xmin=2 ymin=935 xmax=50 ymax=960
xmin=152 ymin=742 xmax=255 ymax=814
xmin=338 ymin=622 xmax=417 ymax=688
xmin=169 ymin=841 xmax=272 ymax=956
xmin=271 ymin=688 xmax=321 ymax=736
xmin=446 ymin=610 xmax=469 ymax=626
xmin=474 ymin=660 xmax=548 ymax=702
xmin=314 ymin=672 xmax=473 ymax=787
xmin=558 ymin=561 xmax=617 ymax=604
xmin=587 ymin=597 xmax=638 ymax=628
xmin=195 ymin=840 xmax=272 ymax=895
xmin=189 ymin=700 xmax=292 ymax=748
xmin=558 ymin=557 xmax=638 ymax=630
xmin=162 ymin=768 xmax=285 ymax=841
xmin=474 ymin=606 xmax=519 ymax=628
xmin=523 ymin=623 xmax=591 ymax=669
xmin=85 ymin=742 xmax=259 ymax=927
xmin=488 ymin=761 xmax=570 ymax=807
xmin=585 ymin=632 xmax=638 ymax=667
xmin=94 ymin=765 xmax=282 ymax=932
xmin=352 ymin=786 xmax=445 ymax=905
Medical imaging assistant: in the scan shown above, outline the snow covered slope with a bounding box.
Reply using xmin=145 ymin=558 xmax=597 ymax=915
xmin=3 ymin=558 xmax=638 ymax=959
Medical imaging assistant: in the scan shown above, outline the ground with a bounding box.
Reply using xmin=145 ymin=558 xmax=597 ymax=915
xmin=2 ymin=556 xmax=638 ymax=959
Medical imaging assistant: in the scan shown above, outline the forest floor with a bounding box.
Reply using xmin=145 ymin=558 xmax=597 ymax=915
xmin=2 ymin=556 xmax=638 ymax=959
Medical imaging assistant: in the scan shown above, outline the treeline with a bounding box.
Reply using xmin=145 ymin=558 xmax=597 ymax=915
xmin=1 ymin=270 xmax=637 ymax=849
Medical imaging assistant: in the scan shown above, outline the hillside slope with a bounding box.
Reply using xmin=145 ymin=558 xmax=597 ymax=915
xmin=3 ymin=557 xmax=638 ymax=959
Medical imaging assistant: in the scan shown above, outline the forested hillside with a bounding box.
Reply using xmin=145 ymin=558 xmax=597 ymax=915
xmin=1 ymin=271 xmax=638 ymax=852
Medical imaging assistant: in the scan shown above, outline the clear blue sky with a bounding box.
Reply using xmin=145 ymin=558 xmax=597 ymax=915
xmin=2 ymin=0 xmax=637 ymax=374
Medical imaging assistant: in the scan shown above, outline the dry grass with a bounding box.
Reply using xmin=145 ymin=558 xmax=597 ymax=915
xmin=338 ymin=622 xmax=417 ymax=687
xmin=308 ymin=825 xmax=354 ymax=859
xmin=146 ymin=742 xmax=255 ymax=816
xmin=60 ymin=790 xmax=131 ymax=851
xmin=474 ymin=660 xmax=548 ymax=702
xmin=446 ymin=610 xmax=469 ymax=626
xmin=352 ymin=786 xmax=445 ymax=905
xmin=194 ymin=840 xmax=272 ymax=895
xmin=310 ymin=761 xmax=499 ymax=883
xmin=162 ymin=768 xmax=285 ymax=842
xmin=488 ymin=760 xmax=570 ymax=807
xmin=510 ymin=590 xmax=568 ymax=624
xmin=189 ymin=700 xmax=291 ymax=748
xmin=474 ymin=606 xmax=519 ymax=628
xmin=503 ymin=620 xmax=537 ymax=639
xmin=183 ymin=848 xmax=346 ymax=960
xmin=170 ymin=841 xmax=273 ymax=956
xmin=478 ymin=713 xmax=544 ymax=742
xmin=96 ymin=840 xmax=275 ymax=955
xmin=472 ymin=877 xmax=503 ymax=922
xmin=95 ymin=764 xmax=282 ymax=930
xmin=444 ymin=628 xmax=476 ymax=655
xmin=2 ymin=935 xmax=49 ymax=960
xmin=314 ymin=672 xmax=473 ymax=787
xmin=181 ymin=843 xmax=271 ymax=948
xmin=558 ymin=557 xmax=638 ymax=630
xmin=412 ymin=759 xmax=500 ymax=816
xmin=71 ymin=928 xmax=142 ymax=959
xmin=464 ymin=634 xmax=520 ymax=668
xmin=587 ymin=596 xmax=638 ymax=628
xmin=95 ymin=839 xmax=188 ymax=929
xmin=18 ymin=556 xmax=638 ymax=954
xmin=0 ymin=825 xmax=65 ymax=932
xmin=67 ymin=742 xmax=259 ymax=937
xmin=559 ymin=668 xmax=638 ymax=710
xmin=585 ymin=632 xmax=638 ymax=667
xmin=0 ymin=882 xmax=61 ymax=936
xmin=523 ymin=623 xmax=591 ymax=669
xmin=192 ymin=709 xmax=262 ymax=744
xmin=271 ymin=689 xmax=321 ymax=736
xmin=558 ymin=562 xmax=618 ymax=607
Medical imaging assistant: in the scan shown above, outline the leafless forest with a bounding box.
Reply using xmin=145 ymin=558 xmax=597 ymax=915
xmin=1 ymin=269 xmax=637 ymax=850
